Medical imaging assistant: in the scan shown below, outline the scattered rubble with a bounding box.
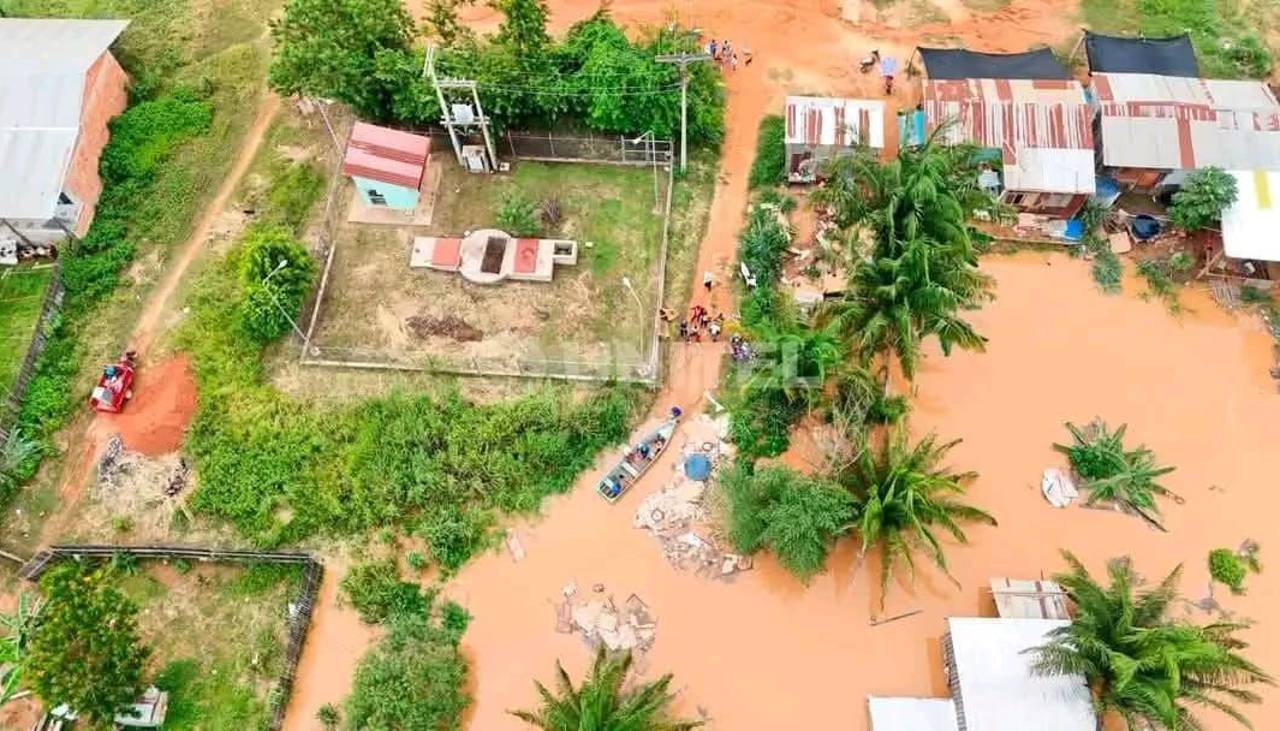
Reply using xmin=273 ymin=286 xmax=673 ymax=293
xmin=555 ymin=586 xmax=658 ymax=655
xmin=88 ymin=435 xmax=193 ymax=538
xmin=632 ymin=413 xmax=752 ymax=579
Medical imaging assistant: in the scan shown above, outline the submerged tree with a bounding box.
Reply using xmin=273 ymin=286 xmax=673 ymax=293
xmin=1054 ymin=420 xmax=1177 ymax=526
xmin=511 ymin=647 xmax=701 ymax=731
xmin=1031 ymin=551 xmax=1272 ymax=730
xmin=816 ymin=132 xmax=994 ymax=385
xmin=836 ymin=427 xmax=995 ymax=605
xmin=24 ymin=564 xmax=150 ymax=726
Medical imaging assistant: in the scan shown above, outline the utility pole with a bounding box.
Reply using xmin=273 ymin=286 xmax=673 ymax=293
xmin=655 ymin=52 xmax=711 ymax=172
xmin=424 ymin=45 xmax=497 ymax=172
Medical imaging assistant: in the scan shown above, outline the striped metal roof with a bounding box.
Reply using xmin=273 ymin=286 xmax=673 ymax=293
xmin=1093 ymin=73 xmax=1280 ymax=170
xmin=0 ymin=19 xmax=128 ymax=220
xmin=342 ymin=122 xmax=430 ymax=190
xmin=924 ymin=78 xmax=1096 ymax=194
xmin=784 ymin=96 xmax=886 ymax=149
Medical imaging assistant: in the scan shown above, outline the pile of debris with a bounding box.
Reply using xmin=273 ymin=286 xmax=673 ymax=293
xmin=632 ymin=414 xmax=753 ymax=579
xmin=405 ymin=314 xmax=483 ymax=342
xmin=89 ymin=435 xmax=192 ymax=537
xmin=555 ymin=583 xmax=657 ymax=655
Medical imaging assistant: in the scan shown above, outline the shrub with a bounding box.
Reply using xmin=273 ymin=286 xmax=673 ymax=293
xmin=1170 ymin=167 xmax=1238 ymax=232
xmin=237 ymin=225 xmax=316 ymax=342
xmin=317 ymin=703 xmax=341 ymax=730
xmin=418 ymin=506 xmax=493 ymax=574
xmin=719 ymin=461 xmax=853 ymax=581
xmin=340 ymin=559 xmax=429 ymax=624
xmin=0 ymin=429 xmax=41 ymax=506
xmin=405 ymin=551 xmax=428 ymax=572
xmin=1209 ymin=543 xmax=1261 ymax=595
xmin=1054 ymin=420 xmax=1176 ymax=524
xmin=495 ymin=192 xmax=540 ymax=236
xmin=344 ymin=611 xmax=469 ymax=730
xmin=748 ymin=115 xmax=786 ymax=189
xmin=99 ymin=93 xmax=213 ymax=185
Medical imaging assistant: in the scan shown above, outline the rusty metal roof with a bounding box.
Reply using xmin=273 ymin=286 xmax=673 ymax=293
xmin=1093 ymin=73 xmax=1280 ymax=170
xmin=924 ymin=78 xmax=1096 ymax=194
xmin=342 ymin=122 xmax=430 ymax=190
xmin=784 ymin=96 xmax=886 ymax=149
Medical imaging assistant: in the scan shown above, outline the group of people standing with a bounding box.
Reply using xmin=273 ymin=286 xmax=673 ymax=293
xmin=707 ymin=38 xmax=752 ymax=71
xmin=678 ymin=304 xmax=724 ymax=343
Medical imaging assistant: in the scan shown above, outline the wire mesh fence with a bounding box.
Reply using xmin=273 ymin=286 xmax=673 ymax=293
xmin=504 ymin=130 xmax=674 ymax=166
xmin=0 ymin=263 xmax=64 ymax=451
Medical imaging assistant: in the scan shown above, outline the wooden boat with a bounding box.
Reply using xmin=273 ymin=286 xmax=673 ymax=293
xmin=597 ymin=418 xmax=678 ymax=503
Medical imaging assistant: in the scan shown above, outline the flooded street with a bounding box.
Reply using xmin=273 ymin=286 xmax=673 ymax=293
xmin=447 ymin=254 xmax=1280 ymax=731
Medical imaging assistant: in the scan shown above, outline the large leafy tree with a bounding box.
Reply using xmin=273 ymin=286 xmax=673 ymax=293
xmin=237 ymin=225 xmax=316 ymax=343
xmin=816 ymin=132 xmax=994 ymax=384
xmin=836 ymin=427 xmax=995 ymax=605
xmin=269 ymin=0 xmax=432 ymax=122
xmin=1169 ymin=167 xmax=1238 ymax=232
xmin=511 ymin=647 xmax=701 ymax=730
xmin=24 ymin=564 xmax=151 ymax=726
xmin=719 ymin=462 xmax=854 ymax=581
xmin=1031 ymin=552 xmax=1272 ymax=730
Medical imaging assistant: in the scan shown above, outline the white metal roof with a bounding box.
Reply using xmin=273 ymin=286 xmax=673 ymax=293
xmin=1222 ymin=170 xmax=1280 ymax=262
xmin=0 ymin=19 xmax=128 ymax=220
xmin=785 ymin=96 xmax=886 ymax=149
xmin=1004 ymin=147 xmax=1097 ymax=195
xmin=948 ymin=617 xmax=1096 ymax=731
xmin=868 ymin=697 xmax=958 ymax=731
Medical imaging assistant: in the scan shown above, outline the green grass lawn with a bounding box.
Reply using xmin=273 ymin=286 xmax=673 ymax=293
xmin=119 ymin=561 xmax=304 ymax=730
xmin=0 ymin=265 xmax=53 ymax=394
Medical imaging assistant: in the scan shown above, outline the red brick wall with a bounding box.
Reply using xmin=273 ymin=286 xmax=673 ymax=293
xmin=64 ymin=52 xmax=129 ymax=236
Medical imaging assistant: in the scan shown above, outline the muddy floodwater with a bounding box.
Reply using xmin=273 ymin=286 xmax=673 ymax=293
xmin=446 ymin=253 xmax=1280 ymax=731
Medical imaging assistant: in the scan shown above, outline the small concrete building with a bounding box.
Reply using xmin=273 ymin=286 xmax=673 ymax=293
xmin=918 ymin=47 xmax=1096 ymax=218
xmin=0 ymin=18 xmax=130 ymax=244
xmin=342 ymin=122 xmax=431 ymax=210
xmin=783 ymin=96 xmax=885 ymax=183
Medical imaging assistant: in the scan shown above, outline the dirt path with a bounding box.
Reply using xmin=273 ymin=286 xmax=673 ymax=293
xmin=36 ymin=93 xmax=281 ymax=545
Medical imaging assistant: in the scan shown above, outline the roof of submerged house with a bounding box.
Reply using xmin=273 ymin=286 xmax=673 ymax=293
xmin=1093 ymin=73 xmax=1280 ymax=170
xmin=924 ymin=77 xmax=1096 ymax=194
xmin=0 ymin=18 xmax=130 ymax=220
xmin=1221 ymin=170 xmax=1280 ymax=262
xmin=867 ymin=697 xmax=959 ymax=731
xmin=342 ymin=122 xmax=430 ymax=190
xmin=918 ymin=47 xmax=1072 ymax=81
xmin=784 ymin=96 xmax=886 ymax=149
xmin=1084 ymin=31 xmax=1200 ymax=77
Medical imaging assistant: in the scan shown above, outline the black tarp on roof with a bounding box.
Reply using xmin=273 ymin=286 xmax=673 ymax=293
xmin=1084 ymin=31 xmax=1200 ymax=76
xmin=917 ymin=47 xmax=1071 ymax=80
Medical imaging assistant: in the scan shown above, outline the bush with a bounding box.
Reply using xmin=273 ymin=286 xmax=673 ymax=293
xmin=237 ymin=225 xmax=316 ymax=342
xmin=344 ymin=610 xmax=469 ymax=730
xmin=748 ymin=115 xmax=786 ymax=189
xmin=719 ymin=461 xmax=853 ymax=581
xmin=418 ymin=506 xmax=494 ymax=574
xmin=1054 ymin=420 xmax=1177 ymax=523
xmin=340 ymin=558 xmax=429 ymax=624
xmin=99 ymin=93 xmax=213 ymax=185
xmin=317 ymin=703 xmax=341 ymax=730
xmin=1209 ymin=543 xmax=1261 ymax=595
xmin=1170 ymin=168 xmax=1238 ymax=232
xmin=495 ymin=192 xmax=540 ymax=236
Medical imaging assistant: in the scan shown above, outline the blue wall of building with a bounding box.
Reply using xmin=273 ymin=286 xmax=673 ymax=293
xmin=353 ymin=176 xmax=420 ymax=210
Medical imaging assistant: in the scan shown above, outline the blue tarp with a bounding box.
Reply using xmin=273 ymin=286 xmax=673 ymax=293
xmin=684 ymin=453 xmax=712 ymax=481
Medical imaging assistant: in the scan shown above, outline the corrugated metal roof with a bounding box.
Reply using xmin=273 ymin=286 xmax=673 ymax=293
xmin=784 ymin=96 xmax=886 ymax=149
xmin=342 ymin=122 xmax=429 ymax=190
xmin=1094 ymin=72 xmax=1280 ymax=170
xmin=1222 ymin=170 xmax=1280 ymax=262
xmin=948 ymin=617 xmax=1095 ymax=731
xmin=0 ymin=19 xmax=128 ymax=220
xmin=868 ymin=697 xmax=958 ymax=731
xmin=924 ymin=79 xmax=1095 ymax=194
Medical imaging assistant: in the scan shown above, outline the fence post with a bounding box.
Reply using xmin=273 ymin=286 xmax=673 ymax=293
xmin=548 ymin=130 xmax=555 ymax=158
xmin=507 ymin=129 xmax=514 ymax=159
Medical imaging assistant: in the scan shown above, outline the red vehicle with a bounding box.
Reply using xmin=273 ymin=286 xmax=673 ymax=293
xmin=89 ymin=351 xmax=137 ymax=413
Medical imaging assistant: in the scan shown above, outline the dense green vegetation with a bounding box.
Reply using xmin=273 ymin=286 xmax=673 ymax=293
xmin=237 ymin=225 xmax=316 ymax=343
xmin=748 ymin=115 xmax=786 ymax=189
xmin=341 ymin=557 xmax=431 ymax=624
xmin=270 ymin=0 xmax=724 ymax=142
xmin=1031 ymin=551 xmax=1272 ymax=730
xmin=0 ymin=266 xmax=53 ymax=394
xmin=719 ymin=462 xmax=853 ymax=581
xmin=1209 ymin=543 xmax=1261 ymax=595
xmin=2 ymin=0 xmax=274 ymax=504
xmin=0 ymin=592 xmax=38 ymax=706
xmin=1169 ymin=167 xmax=1239 ymax=232
xmin=1055 ymin=420 xmax=1177 ymax=526
xmin=511 ymin=647 xmax=701 ymax=730
xmin=1081 ymin=0 xmax=1276 ymax=78
xmin=25 ymin=563 xmax=151 ymax=725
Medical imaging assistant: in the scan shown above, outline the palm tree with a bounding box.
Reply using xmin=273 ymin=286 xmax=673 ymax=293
xmin=816 ymin=130 xmax=994 ymax=387
xmin=511 ymin=647 xmax=702 ymax=731
xmin=1031 ymin=551 xmax=1272 ymax=730
xmin=745 ymin=308 xmax=844 ymax=409
xmin=1 ymin=592 xmax=41 ymax=706
xmin=1054 ymin=420 xmax=1177 ymax=526
xmin=835 ymin=427 xmax=995 ymax=606
xmin=0 ymin=429 xmax=40 ymax=501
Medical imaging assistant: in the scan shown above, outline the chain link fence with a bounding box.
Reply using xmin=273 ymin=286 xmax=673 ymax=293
xmin=504 ymin=130 xmax=674 ymax=166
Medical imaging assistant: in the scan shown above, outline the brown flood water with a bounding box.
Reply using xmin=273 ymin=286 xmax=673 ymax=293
xmin=281 ymin=1 xmax=1280 ymax=728
xmin=446 ymin=255 xmax=1280 ymax=731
